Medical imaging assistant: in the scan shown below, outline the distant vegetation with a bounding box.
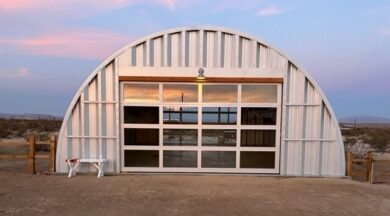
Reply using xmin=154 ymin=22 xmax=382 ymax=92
xmin=1 ymin=116 xmax=389 ymax=154
xmin=339 ymin=116 xmax=390 ymax=124
xmin=0 ymin=118 xmax=62 ymax=141
xmin=342 ymin=125 xmax=390 ymax=158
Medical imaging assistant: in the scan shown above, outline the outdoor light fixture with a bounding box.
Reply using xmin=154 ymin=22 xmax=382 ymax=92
xmin=196 ymin=68 xmax=206 ymax=81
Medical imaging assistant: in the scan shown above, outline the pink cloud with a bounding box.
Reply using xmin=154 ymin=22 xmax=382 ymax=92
xmin=0 ymin=30 xmax=133 ymax=60
xmin=154 ymin=0 xmax=180 ymax=10
xmin=157 ymin=0 xmax=175 ymax=10
xmin=0 ymin=0 xmax=180 ymax=12
xmin=213 ymin=0 xmax=263 ymax=12
xmin=0 ymin=67 xmax=29 ymax=78
xmin=257 ymin=6 xmax=286 ymax=16
xmin=0 ymin=0 xmax=53 ymax=10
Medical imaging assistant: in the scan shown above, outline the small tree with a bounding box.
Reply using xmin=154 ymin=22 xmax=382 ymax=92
xmin=343 ymin=132 xmax=370 ymax=159
xmin=0 ymin=127 xmax=11 ymax=138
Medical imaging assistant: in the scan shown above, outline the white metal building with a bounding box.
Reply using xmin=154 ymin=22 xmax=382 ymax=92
xmin=56 ymin=27 xmax=345 ymax=176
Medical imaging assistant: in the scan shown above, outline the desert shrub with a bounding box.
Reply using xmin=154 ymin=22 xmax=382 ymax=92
xmin=0 ymin=119 xmax=11 ymax=138
xmin=363 ymin=128 xmax=390 ymax=153
xmin=0 ymin=126 xmax=11 ymax=138
xmin=343 ymin=127 xmax=390 ymax=158
xmin=0 ymin=118 xmax=62 ymax=140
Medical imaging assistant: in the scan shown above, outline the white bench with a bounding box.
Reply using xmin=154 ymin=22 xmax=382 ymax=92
xmin=66 ymin=158 xmax=107 ymax=178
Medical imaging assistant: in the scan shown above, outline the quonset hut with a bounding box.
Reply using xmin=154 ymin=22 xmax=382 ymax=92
xmin=56 ymin=27 xmax=345 ymax=176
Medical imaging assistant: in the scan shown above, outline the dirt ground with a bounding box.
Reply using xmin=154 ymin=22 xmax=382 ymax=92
xmin=0 ymin=170 xmax=389 ymax=216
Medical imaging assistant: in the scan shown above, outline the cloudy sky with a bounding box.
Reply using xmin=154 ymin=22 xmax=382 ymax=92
xmin=0 ymin=0 xmax=389 ymax=118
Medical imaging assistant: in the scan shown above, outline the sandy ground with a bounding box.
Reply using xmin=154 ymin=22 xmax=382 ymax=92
xmin=1 ymin=151 xmax=390 ymax=215
xmin=0 ymin=170 xmax=389 ymax=216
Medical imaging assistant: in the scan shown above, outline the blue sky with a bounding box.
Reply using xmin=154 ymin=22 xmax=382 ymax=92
xmin=0 ymin=0 xmax=389 ymax=118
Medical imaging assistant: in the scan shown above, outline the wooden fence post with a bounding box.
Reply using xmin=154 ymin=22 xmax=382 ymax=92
xmin=367 ymin=151 xmax=373 ymax=182
xmin=49 ymin=135 xmax=57 ymax=172
xmin=347 ymin=151 xmax=353 ymax=176
xmin=369 ymin=161 xmax=374 ymax=184
xmin=28 ymin=133 xmax=36 ymax=174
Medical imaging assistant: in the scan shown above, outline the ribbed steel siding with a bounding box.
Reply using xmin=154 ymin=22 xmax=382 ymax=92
xmin=56 ymin=27 xmax=344 ymax=176
xmin=56 ymin=62 xmax=118 ymax=173
xmin=282 ymin=64 xmax=344 ymax=176
xmin=124 ymin=29 xmax=286 ymax=69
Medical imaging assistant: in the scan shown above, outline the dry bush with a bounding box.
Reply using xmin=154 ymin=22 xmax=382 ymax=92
xmin=0 ymin=118 xmax=62 ymax=141
xmin=343 ymin=127 xmax=390 ymax=159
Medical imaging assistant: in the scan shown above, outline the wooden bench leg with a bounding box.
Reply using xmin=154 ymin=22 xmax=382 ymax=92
xmin=92 ymin=162 xmax=104 ymax=178
xmin=67 ymin=161 xmax=80 ymax=178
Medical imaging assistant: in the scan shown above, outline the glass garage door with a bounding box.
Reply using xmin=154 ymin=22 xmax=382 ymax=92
xmin=120 ymin=82 xmax=281 ymax=173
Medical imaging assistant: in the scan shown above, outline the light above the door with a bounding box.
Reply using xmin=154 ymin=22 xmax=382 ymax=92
xmin=196 ymin=68 xmax=206 ymax=81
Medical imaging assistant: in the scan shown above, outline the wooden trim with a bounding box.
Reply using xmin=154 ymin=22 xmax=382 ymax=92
xmin=119 ymin=76 xmax=283 ymax=83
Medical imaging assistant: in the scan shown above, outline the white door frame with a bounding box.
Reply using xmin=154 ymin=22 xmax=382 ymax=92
xmin=120 ymin=82 xmax=282 ymax=174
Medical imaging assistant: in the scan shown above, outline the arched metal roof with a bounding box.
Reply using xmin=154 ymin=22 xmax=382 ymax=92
xmin=57 ymin=26 xmax=345 ymax=176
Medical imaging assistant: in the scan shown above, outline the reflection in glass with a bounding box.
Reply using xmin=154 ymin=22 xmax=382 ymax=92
xmin=124 ymin=106 xmax=159 ymax=124
xmin=163 ymin=129 xmax=197 ymax=146
xmin=123 ymin=84 xmax=159 ymax=103
xmin=241 ymin=108 xmax=276 ymax=125
xmin=202 ymin=130 xmax=236 ymax=146
xmin=203 ymin=85 xmax=237 ymax=103
xmin=124 ymin=150 xmax=159 ymax=167
xmin=163 ymin=151 xmax=197 ymax=167
xmin=163 ymin=84 xmax=198 ymax=102
xmin=240 ymin=152 xmax=275 ymax=168
xmin=124 ymin=129 xmax=159 ymax=146
xmin=242 ymin=85 xmax=278 ymax=103
xmin=163 ymin=107 xmax=198 ymax=124
xmin=202 ymin=151 xmax=236 ymax=168
xmin=241 ymin=130 xmax=276 ymax=147
xmin=202 ymin=107 xmax=237 ymax=125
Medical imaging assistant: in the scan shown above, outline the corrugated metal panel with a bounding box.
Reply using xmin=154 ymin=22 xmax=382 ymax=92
xmin=205 ymin=31 xmax=218 ymax=67
xmin=72 ymin=100 xmax=81 ymax=160
xmin=170 ymin=32 xmax=182 ymax=67
xmin=259 ymin=44 xmax=268 ymax=68
xmin=120 ymin=28 xmax=293 ymax=70
xmin=56 ymin=27 xmax=345 ymax=176
xmin=57 ymin=124 xmax=68 ymax=172
xmin=304 ymin=82 xmax=321 ymax=175
xmin=57 ymin=62 xmax=118 ymax=173
xmin=282 ymin=65 xmax=343 ymax=176
xmin=152 ymin=37 xmax=163 ymax=67
xmin=135 ymin=43 xmax=144 ymax=67
xmin=87 ymin=78 xmax=98 ymax=172
xmin=240 ymin=37 xmax=252 ymax=68
xmin=105 ymin=63 xmax=116 ymax=172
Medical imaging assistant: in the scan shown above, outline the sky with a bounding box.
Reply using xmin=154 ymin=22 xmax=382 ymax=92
xmin=0 ymin=0 xmax=389 ymax=118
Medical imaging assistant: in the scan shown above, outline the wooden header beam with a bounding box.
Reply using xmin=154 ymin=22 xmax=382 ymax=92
xmin=118 ymin=76 xmax=283 ymax=83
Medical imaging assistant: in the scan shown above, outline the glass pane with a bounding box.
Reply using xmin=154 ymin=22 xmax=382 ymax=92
xmin=124 ymin=106 xmax=159 ymax=124
xmin=123 ymin=83 xmax=159 ymax=103
xmin=242 ymin=85 xmax=278 ymax=103
xmin=163 ymin=84 xmax=198 ymax=102
xmin=163 ymin=107 xmax=198 ymax=124
xmin=202 ymin=130 xmax=236 ymax=146
xmin=202 ymin=151 xmax=236 ymax=168
xmin=240 ymin=152 xmax=275 ymax=168
xmin=203 ymin=85 xmax=237 ymax=103
xmin=124 ymin=129 xmax=159 ymax=146
xmin=202 ymin=107 xmax=237 ymax=125
xmin=163 ymin=129 xmax=197 ymax=146
xmin=163 ymin=151 xmax=197 ymax=168
xmin=241 ymin=108 xmax=276 ymax=125
xmin=241 ymin=130 xmax=276 ymax=147
xmin=124 ymin=150 xmax=159 ymax=167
